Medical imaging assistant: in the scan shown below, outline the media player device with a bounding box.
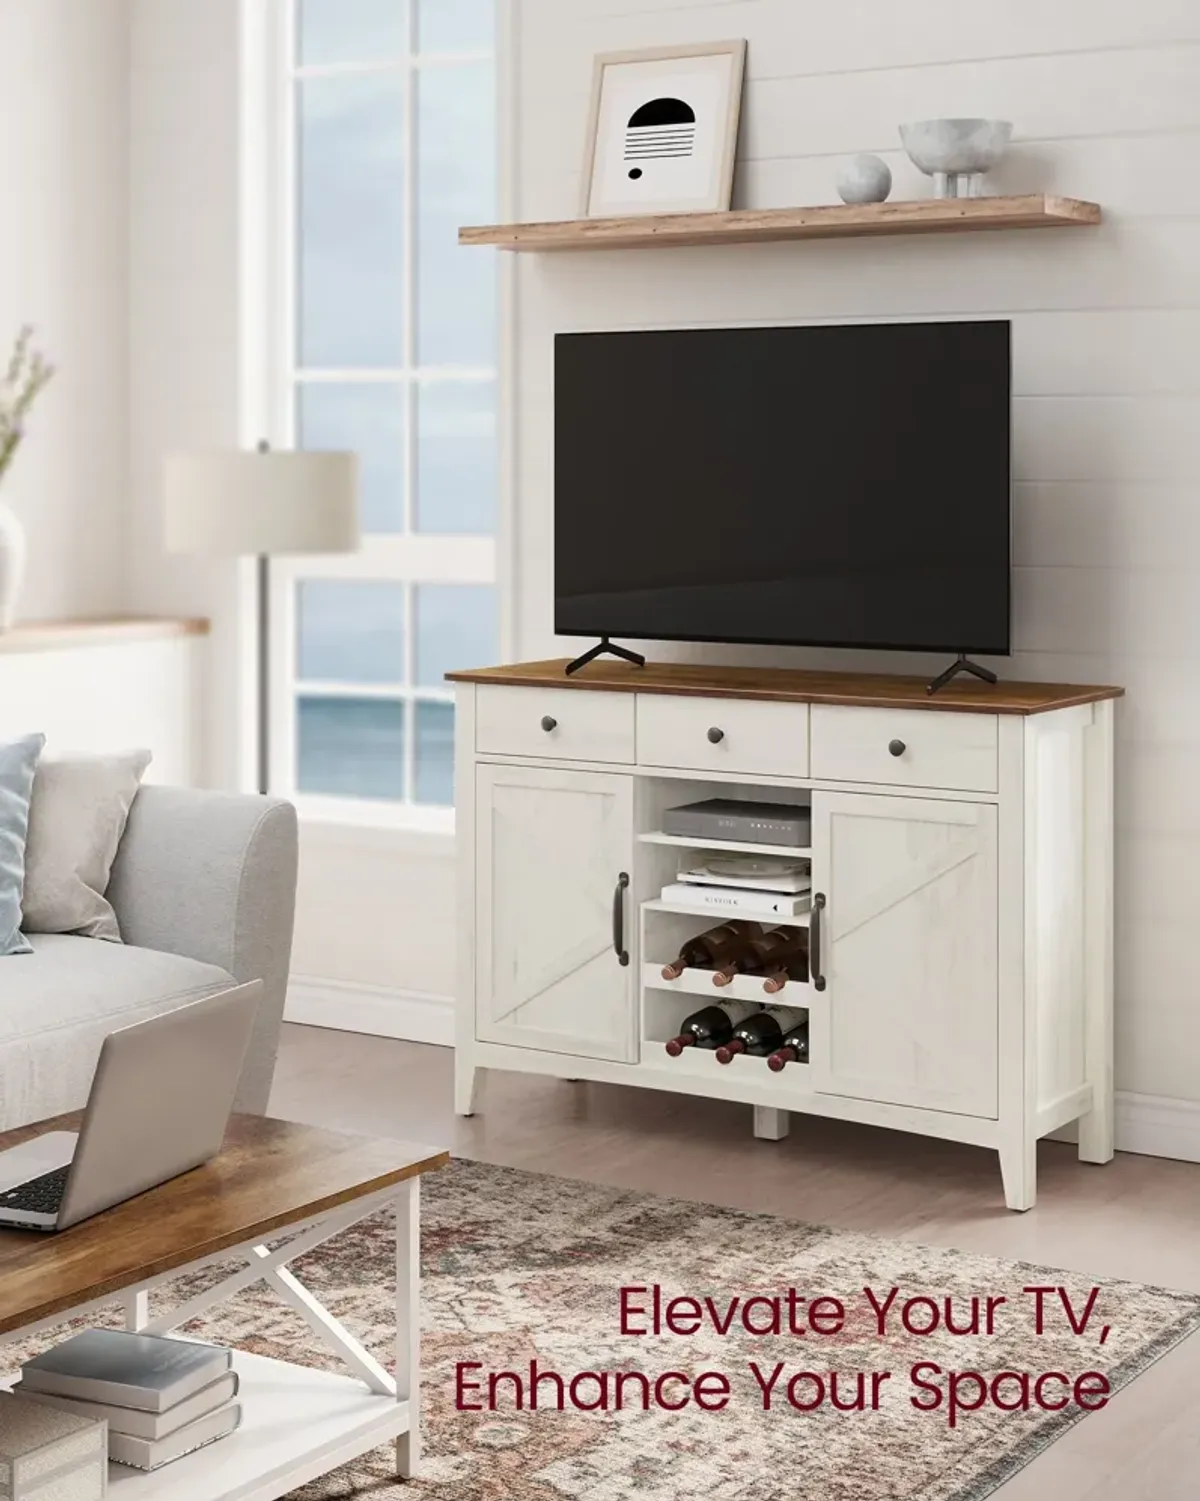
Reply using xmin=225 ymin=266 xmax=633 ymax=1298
xmin=662 ymin=799 xmax=812 ymax=847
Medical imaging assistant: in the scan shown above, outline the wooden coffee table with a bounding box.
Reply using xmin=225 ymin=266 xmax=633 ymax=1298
xmin=0 ymin=1113 xmax=448 ymax=1500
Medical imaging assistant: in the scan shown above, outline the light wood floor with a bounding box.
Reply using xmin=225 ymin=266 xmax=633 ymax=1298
xmin=270 ymin=1025 xmax=1200 ymax=1500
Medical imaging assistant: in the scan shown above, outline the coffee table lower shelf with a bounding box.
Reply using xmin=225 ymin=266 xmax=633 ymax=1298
xmin=0 ymin=1119 xmax=446 ymax=1501
xmin=2 ymin=1351 xmax=408 ymax=1501
xmin=111 ymin=1351 xmax=407 ymax=1500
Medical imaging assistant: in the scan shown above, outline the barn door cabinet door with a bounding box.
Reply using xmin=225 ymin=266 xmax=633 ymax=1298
xmin=474 ymin=763 xmax=637 ymax=1062
xmin=810 ymin=791 xmax=999 ymax=1118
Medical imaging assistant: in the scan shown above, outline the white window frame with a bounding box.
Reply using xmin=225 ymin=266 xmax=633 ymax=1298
xmin=244 ymin=0 xmax=512 ymax=833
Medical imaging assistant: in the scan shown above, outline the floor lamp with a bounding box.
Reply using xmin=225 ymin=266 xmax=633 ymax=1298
xmin=164 ymin=446 xmax=360 ymax=795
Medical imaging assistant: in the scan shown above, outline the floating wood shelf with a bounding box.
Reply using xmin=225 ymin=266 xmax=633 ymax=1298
xmin=459 ymin=195 xmax=1102 ymax=253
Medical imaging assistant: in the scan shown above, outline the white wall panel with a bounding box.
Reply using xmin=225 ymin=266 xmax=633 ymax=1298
xmin=0 ymin=0 xmax=129 ymax=622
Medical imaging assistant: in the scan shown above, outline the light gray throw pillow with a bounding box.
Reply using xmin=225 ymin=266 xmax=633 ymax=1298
xmin=21 ymin=749 xmax=153 ymax=942
xmin=0 ymin=734 xmax=45 ymax=955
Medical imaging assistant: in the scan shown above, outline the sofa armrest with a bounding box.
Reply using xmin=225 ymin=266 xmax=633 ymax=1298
xmin=106 ymin=786 xmax=299 ymax=1113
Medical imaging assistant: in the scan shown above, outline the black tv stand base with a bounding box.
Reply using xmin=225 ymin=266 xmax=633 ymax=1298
xmin=926 ymin=654 xmax=1000 ymax=696
xmin=564 ymin=637 xmax=647 ymax=676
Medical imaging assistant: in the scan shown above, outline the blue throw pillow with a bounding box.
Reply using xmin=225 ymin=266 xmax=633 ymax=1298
xmin=0 ymin=733 xmax=45 ymax=955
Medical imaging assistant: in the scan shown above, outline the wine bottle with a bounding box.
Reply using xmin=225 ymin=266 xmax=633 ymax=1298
xmin=713 ymin=926 xmax=809 ymax=988
xmin=763 ymin=943 xmax=810 ymax=994
xmin=665 ymin=1000 xmax=759 ymax=1056
xmin=660 ymin=920 xmax=765 ymax=980
xmin=767 ymin=1022 xmax=810 ymax=1071
xmin=715 ymin=1006 xmax=794 ymax=1063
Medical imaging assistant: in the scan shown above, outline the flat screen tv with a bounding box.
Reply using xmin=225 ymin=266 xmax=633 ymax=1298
xmin=554 ymin=320 xmax=1012 ymax=657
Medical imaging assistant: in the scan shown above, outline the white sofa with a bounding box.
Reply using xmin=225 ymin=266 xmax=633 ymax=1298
xmin=0 ymin=786 xmax=298 ymax=1132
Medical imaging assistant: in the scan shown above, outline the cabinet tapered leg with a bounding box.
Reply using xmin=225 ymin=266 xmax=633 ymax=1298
xmin=1078 ymin=1096 xmax=1114 ymax=1165
xmin=999 ymin=1137 xmax=1037 ymax=1212
xmin=455 ymin=1059 xmax=479 ymax=1117
xmin=753 ymin=1107 xmax=790 ymax=1142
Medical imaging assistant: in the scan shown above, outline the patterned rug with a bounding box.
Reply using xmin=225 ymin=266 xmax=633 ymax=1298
xmin=7 ymin=1159 xmax=1200 ymax=1500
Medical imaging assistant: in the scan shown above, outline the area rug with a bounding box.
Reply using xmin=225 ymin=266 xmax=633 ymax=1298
xmin=8 ymin=1160 xmax=1200 ymax=1500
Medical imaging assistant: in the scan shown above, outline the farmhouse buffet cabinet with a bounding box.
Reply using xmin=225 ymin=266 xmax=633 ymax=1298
xmin=448 ymin=659 xmax=1122 ymax=1211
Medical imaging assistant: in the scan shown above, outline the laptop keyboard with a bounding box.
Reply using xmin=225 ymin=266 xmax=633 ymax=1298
xmin=1 ymin=1165 xmax=70 ymax=1216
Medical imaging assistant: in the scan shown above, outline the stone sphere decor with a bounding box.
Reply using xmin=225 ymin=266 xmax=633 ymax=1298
xmin=900 ymin=118 xmax=1013 ymax=199
xmin=836 ymin=154 xmax=894 ymax=204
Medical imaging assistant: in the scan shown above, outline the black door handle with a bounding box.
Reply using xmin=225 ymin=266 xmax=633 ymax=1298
xmin=541 ymin=716 xmax=558 ymax=733
xmin=612 ymin=872 xmax=630 ymax=966
xmin=707 ymin=727 xmax=725 ymax=744
xmin=889 ymin=739 xmax=906 ymax=757
xmin=810 ymin=893 xmax=827 ymax=992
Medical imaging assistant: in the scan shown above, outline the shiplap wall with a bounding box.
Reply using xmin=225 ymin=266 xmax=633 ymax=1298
xmin=508 ymin=1 xmax=1200 ymax=1105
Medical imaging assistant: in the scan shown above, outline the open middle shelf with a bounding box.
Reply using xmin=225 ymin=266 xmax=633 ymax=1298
xmin=639 ymin=830 xmax=812 ymax=859
xmin=644 ymin=897 xmax=811 ymax=922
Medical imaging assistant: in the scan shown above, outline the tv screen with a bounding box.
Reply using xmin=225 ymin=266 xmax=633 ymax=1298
xmin=555 ymin=321 xmax=1012 ymax=656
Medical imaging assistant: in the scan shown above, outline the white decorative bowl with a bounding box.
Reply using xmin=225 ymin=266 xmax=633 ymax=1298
xmin=899 ymin=119 xmax=1012 ymax=197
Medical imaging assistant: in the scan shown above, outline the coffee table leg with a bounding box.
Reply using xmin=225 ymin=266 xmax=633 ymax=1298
xmin=394 ymin=1177 xmax=421 ymax=1479
xmin=123 ymin=1290 xmax=149 ymax=1330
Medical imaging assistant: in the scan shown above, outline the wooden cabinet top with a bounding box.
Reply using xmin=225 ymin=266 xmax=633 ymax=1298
xmin=447 ymin=659 xmax=1125 ymax=716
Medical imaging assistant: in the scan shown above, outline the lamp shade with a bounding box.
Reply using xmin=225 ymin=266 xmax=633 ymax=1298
xmin=163 ymin=449 xmax=360 ymax=557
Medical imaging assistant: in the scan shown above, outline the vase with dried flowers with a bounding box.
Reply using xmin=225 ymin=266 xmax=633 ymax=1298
xmin=0 ymin=326 xmax=55 ymax=630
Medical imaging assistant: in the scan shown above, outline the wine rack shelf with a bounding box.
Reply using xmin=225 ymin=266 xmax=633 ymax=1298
xmin=639 ymin=1041 xmax=811 ymax=1086
xmin=642 ymin=961 xmax=811 ymax=1005
xmin=644 ymin=897 xmax=812 ymax=923
xmin=638 ymin=831 xmax=812 ymax=859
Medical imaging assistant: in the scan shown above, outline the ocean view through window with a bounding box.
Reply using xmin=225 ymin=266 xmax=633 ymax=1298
xmin=264 ymin=0 xmax=498 ymax=814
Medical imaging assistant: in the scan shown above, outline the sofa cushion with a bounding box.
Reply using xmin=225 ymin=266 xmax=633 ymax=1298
xmin=22 ymin=749 xmax=153 ymax=942
xmin=0 ymin=933 xmax=235 ymax=1132
xmin=0 ymin=733 xmax=45 ymax=956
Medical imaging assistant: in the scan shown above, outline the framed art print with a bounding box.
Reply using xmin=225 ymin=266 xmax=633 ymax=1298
xmin=581 ymin=41 xmax=747 ymax=218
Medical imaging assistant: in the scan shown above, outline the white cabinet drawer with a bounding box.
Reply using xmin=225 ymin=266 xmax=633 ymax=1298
xmin=637 ymin=695 xmax=810 ymax=778
xmin=810 ymin=706 xmax=998 ymax=792
xmin=476 ymin=686 xmax=635 ymax=763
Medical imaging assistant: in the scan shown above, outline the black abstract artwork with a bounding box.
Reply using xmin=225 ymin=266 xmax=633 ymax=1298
xmin=624 ymin=96 xmax=697 ymax=178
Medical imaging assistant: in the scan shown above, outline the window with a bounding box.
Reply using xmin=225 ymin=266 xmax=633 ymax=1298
xmin=261 ymin=0 xmax=498 ymax=824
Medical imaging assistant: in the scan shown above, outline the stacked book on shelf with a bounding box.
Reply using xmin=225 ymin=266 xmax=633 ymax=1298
xmin=0 ymin=1390 xmax=106 ymax=1501
xmin=15 ymin=1329 xmax=241 ymax=1474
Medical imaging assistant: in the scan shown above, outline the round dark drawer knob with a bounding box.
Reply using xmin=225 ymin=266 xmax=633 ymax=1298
xmin=541 ymin=716 xmax=558 ymax=733
xmin=888 ymin=739 xmax=907 ymax=758
xmin=707 ymin=726 xmax=725 ymax=744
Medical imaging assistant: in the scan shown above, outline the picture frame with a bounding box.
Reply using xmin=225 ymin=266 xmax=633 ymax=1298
xmin=580 ymin=41 xmax=747 ymax=219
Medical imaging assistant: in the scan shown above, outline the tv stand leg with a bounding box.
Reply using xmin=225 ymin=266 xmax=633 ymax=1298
xmin=753 ymin=1106 xmax=790 ymax=1142
xmin=926 ymin=653 xmax=999 ymax=696
xmin=565 ymin=636 xmax=647 ymax=676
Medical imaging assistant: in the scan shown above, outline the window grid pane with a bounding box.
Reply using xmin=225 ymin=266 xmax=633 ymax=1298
xmin=297 ymin=580 xmax=406 ymax=684
xmin=298 ymin=0 xmax=409 ymax=67
xmin=286 ymin=2 xmax=497 ymax=808
xmin=414 ymin=700 xmax=455 ymax=805
xmin=297 ymin=695 xmax=407 ymax=801
xmin=297 ymin=382 xmax=406 ymax=534
xmin=297 ymin=73 xmax=407 ymax=368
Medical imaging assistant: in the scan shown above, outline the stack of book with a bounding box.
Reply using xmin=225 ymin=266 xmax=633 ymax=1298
xmin=0 ymin=1390 xmax=106 ymax=1501
xmin=16 ymin=1329 xmax=241 ymax=1474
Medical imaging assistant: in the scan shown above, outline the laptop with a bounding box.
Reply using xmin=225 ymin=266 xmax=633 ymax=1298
xmin=0 ymin=982 xmax=262 ymax=1233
